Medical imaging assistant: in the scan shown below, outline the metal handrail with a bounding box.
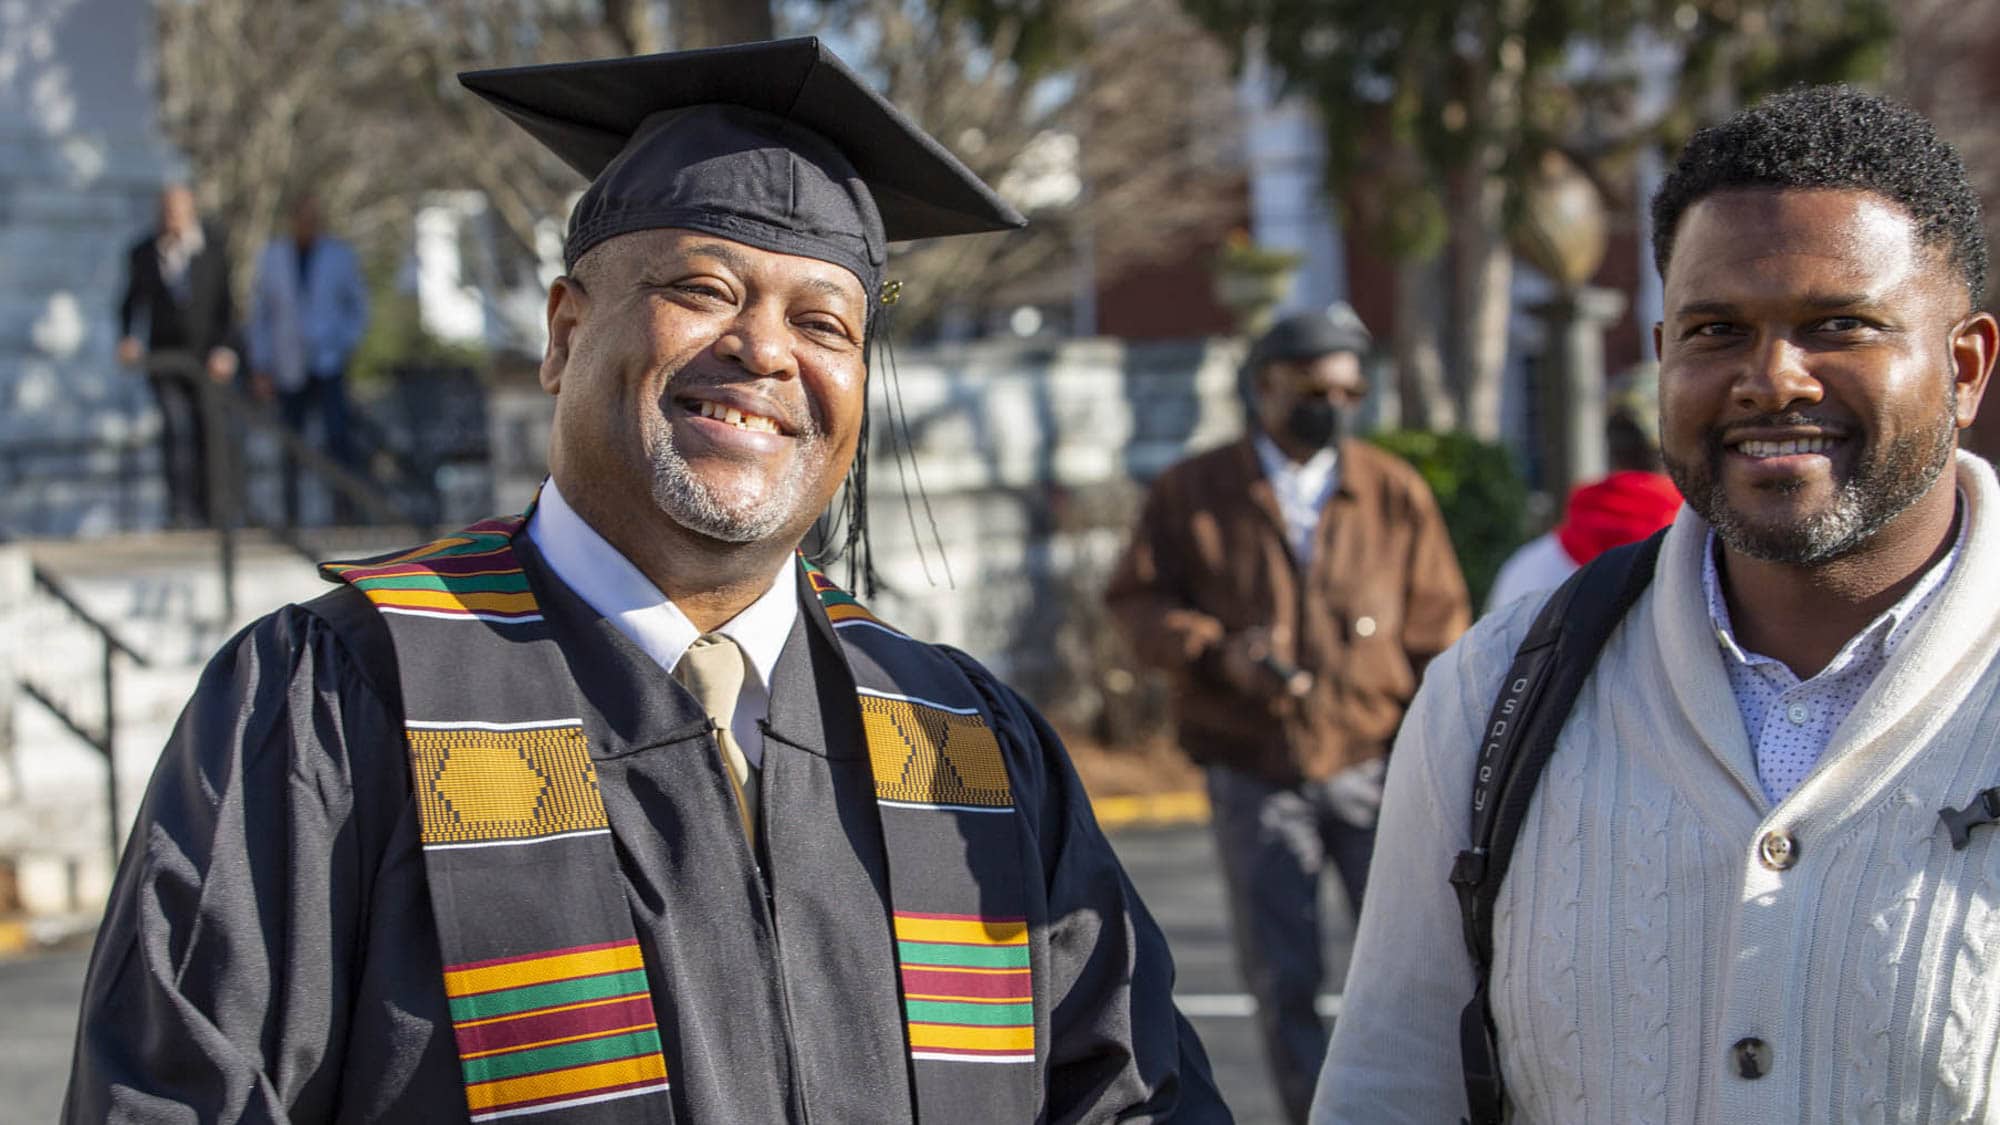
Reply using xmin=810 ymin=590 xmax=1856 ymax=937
xmin=211 ymin=388 xmax=418 ymax=528
xmin=20 ymin=564 xmax=150 ymax=865
xmin=141 ymin=352 xmax=419 ymax=524
xmin=143 ymin=351 xmax=437 ymax=618
xmin=30 ymin=566 xmax=147 ymax=664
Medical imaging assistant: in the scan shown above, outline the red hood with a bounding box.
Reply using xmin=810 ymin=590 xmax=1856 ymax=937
xmin=1555 ymin=471 xmax=1683 ymax=565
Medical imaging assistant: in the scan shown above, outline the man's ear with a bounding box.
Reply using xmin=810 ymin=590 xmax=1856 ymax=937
xmin=1951 ymin=310 xmax=1999 ymax=429
xmin=540 ymin=276 xmax=587 ymax=396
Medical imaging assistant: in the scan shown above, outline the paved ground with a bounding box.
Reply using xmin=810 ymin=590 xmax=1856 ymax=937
xmin=0 ymin=824 xmax=1353 ymax=1124
xmin=0 ymin=947 xmax=89 ymax=1123
xmin=1116 ymin=824 xmax=1355 ymax=1125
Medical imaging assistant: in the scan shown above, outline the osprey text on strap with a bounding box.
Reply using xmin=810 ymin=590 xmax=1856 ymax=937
xmin=1447 ymin=531 xmax=1665 ymax=1125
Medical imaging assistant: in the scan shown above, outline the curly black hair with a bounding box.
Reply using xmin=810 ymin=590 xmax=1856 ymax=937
xmin=1651 ymin=85 xmax=1988 ymax=309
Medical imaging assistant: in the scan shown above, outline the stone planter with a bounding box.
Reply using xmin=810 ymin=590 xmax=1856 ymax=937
xmin=1212 ymin=253 xmax=1302 ymax=337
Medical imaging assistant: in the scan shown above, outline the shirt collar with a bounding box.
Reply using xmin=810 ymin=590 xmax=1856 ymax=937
xmin=159 ymin=222 xmax=205 ymax=259
xmin=1253 ymin=431 xmax=1339 ymax=493
xmin=1702 ymin=492 xmax=1967 ymax=676
xmin=525 ymin=478 xmax=797 ymax=692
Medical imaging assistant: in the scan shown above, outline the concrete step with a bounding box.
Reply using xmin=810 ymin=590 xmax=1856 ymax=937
xmin=24 ymin=526 xmax=422 ymax=643
xmin=4 ymin=526 xmax=443 ymax=915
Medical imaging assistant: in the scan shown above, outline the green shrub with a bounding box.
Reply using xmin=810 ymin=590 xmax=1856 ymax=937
xmin=1368 ymin=429 xmax=1529 ymax=609
xmin=349 ymin=288 xmax=487 ymax=390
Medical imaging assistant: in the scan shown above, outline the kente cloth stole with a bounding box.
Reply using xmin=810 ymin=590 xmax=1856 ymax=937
xmin=803 ymin=557 xmax=1040 ymax=1121
xmin=324 ymin=519 xmax=1040 ymax=1124
xmin=325 ymin=517 xmax=672 ymax=1125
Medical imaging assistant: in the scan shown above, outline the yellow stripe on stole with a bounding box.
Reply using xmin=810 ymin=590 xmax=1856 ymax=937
xmin=444 ymin=942 xmax=647 ymax=999
xmin=366 ymin=588 xmax=539 ymax=613
xmin=893 ymin=916 xmax=1029 ymax=945
xmin=906 ymin=1023 xmax=1037 ymax=1051
xmin=465 ymin=1053 xmax=669 ymax=1111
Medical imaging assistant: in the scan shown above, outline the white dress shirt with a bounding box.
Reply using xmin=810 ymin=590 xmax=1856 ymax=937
xmin=527 ymin=480 xmax=798 ymax=767
xmin=1253 ymin=432 xmax=1340 ymax=566
xmin=1702 ymin=498 xmax=1965 ymax=803
xmin=156 ymin=222 xmax=205 ymax=301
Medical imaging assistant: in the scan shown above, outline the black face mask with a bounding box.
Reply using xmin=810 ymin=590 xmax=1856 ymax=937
xmin=1283 ymin=398 xmax=1348 ymax=449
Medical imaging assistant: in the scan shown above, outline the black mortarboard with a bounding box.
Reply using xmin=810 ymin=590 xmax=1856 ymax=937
xmin=459 ymin=37 xmax=1026 ymax=297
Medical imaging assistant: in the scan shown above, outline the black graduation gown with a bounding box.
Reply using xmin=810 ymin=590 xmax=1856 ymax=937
xmin=62 ymin=540 xmax=1229 ymax=1124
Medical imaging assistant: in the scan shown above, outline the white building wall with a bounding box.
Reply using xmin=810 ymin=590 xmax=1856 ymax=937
xmin=0 ymin=0 xmax=180 ymax=536
xmin=1238 ymin=49 xmax=1348 ymax=315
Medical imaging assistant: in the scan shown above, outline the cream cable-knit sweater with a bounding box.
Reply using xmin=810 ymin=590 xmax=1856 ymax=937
xmin=1315 ymin=451 xmax=2000 ymax=1124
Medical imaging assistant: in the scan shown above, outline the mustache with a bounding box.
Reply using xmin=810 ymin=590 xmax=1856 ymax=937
xmin=665 ymin=368 xmax=819 ymax=438
xmin=1709 ymin=413 xmax=1854 ymax=444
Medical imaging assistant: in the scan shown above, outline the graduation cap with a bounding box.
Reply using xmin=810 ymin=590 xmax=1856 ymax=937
xmin=1248 ymin=302 xmax=1374 ymax=370
xmin=459 ymin=37 xmax=1026 ymax=300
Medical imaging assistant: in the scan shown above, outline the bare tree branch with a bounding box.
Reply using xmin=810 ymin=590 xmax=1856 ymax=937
xmin=800 ymin=0 xmax=1240 ymax=334
xmin=158 ymin=0 xmax=1237 ymax=352
xmin=157 ymin=0 xmax=639 ymax=300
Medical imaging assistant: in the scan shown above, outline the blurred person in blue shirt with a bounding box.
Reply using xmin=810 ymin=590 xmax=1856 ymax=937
xmin=247 ymin=193 xmax=370 ymax=524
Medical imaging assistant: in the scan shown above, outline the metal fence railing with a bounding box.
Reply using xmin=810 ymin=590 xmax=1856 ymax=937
xmin=144 ymin=351 xmax=445 ymax=619
xmin=15 ymin=564 xmax=149 ymax=865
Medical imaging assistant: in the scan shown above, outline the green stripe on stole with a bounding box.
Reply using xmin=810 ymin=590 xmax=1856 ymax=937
xmin=904 ymin=1000 xmax=1036 ymax=1025
xmin=896 ymin=940 xmax=1032 ymax=969
xmin=446 ymin=969 xmax=653 ymax=1024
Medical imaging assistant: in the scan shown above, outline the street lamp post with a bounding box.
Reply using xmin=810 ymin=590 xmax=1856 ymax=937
xmin=1514 ymin=151 xmax=1623 ymax=497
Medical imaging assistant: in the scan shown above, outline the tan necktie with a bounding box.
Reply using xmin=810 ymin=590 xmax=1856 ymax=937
xmin=673 ymin=633 xmax=758 ymax=840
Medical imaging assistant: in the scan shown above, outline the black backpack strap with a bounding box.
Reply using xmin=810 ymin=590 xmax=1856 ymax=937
xmin=1448 ymin=529 xmax=1666 ymax=1125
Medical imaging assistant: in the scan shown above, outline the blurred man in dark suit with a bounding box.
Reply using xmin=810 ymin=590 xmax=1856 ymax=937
xmin=117 ymin=183 xmax=238 ymax=527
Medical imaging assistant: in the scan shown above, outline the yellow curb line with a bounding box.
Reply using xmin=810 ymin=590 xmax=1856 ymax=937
xmin=1091 ymin=790 xmax=1210 ymax=830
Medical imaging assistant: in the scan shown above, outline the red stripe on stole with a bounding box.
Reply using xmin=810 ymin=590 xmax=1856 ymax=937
xmin=900 ymin=966 xmax=1032 ymax=1000
xmin=453 ymin=994 xmax=657 ymax=1057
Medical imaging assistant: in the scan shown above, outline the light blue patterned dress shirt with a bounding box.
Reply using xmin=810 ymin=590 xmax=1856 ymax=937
xmin=1702 ymin=500 xmax=1964 ymax=803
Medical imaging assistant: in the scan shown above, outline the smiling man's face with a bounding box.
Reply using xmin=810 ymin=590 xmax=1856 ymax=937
xmin=541 ymin=228 xmax=868 ymax=549
xmin=1655 ymin=188 xmax=1984 ymax=566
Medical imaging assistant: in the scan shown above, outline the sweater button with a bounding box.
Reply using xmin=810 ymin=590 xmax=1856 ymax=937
xmin=1757 ymin=830 xmax=1798 ymax=871
xmin=1354 ymin=615 xmax=1377 ymax=638
xmin=1731 ymin=1036 xmax=1772 ymax=1079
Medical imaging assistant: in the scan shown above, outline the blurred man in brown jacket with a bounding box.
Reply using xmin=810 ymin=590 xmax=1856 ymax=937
xmin=1106 ymin=304 xmax=1470 ymax=1123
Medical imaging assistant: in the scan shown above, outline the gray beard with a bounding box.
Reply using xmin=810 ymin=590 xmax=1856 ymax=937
xmin=1667 ymin=399 xmax=1958 ymax=567
xmin=647 ymin=424 xmax=825 ymax=544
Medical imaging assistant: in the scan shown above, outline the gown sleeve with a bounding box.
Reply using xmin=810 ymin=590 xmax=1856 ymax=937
xmin=63 ymin=595 xmax=406 ymax=1124
xmin=947 ymin=651 xmax=1234 ymax=1124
